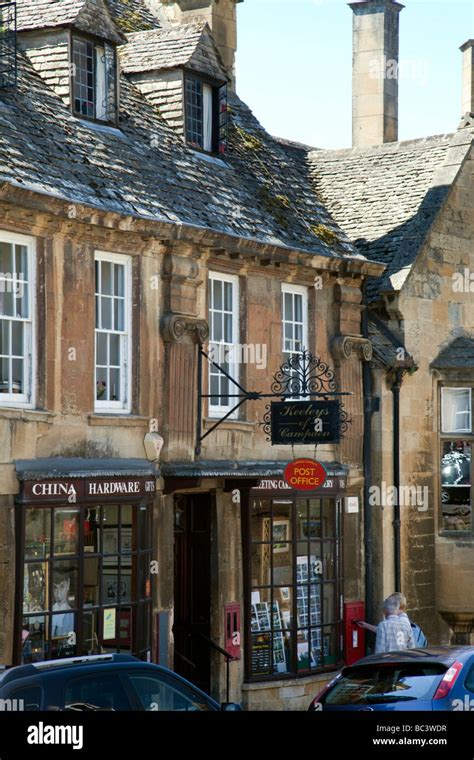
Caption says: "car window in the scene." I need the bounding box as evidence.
[324,665,446,705]
[127,673,213,712]
[7,686,42,711]
[64,673,132,711]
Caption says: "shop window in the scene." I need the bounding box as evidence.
[72,37,117,123]
[0,232,34,406]
[20,503,152,664]
[95,252,131,412]
[245,496,343,680]
[281,283,308,399]
[208,272,239,417]
[185,76,227,154]
[440,387,473,533]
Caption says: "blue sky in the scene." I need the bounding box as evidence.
[235,0,474,149]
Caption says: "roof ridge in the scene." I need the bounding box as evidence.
[311,131,459,157]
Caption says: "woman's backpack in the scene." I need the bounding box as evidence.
[410,621,428,647]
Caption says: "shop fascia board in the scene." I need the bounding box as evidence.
[0,184,386,279]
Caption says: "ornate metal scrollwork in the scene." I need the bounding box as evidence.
[271,349,338,397]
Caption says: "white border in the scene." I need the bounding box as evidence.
[0,230,36,409]
[208,271,239,418]
[94,251,132,414]
[441,387,472,434]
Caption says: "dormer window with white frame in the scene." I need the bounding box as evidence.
[72,36,118,123]
[95,252,131,413]
[0,231,35,408]
[185,75,227,154]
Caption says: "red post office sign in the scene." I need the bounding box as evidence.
[283,459,327,491]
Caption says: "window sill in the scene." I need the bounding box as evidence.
[203,417,256,431]
[439,530,473,542]
[88,414,150,427]
[0,408,55,424]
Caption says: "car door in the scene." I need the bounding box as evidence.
[123,669,218,712]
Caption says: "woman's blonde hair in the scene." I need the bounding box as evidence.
[389,591,407,610]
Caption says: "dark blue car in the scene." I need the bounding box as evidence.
[309,647,474,711]
[0,654,240,711]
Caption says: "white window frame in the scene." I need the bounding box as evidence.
[281,283,308,401]
[281,283,308,356]
[0,230,35,409]
[94,251,132,414]
[441,387,472,434]
[208,272,239,418]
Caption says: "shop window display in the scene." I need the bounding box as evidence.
[247,497,342,679]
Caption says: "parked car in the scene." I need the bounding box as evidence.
[308,647,474,711]
[0,654,241,711]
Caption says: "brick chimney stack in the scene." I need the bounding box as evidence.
[148,0,242,91]
[349,0,404,148]
[460,40,474,116]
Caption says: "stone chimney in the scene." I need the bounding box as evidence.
[460,40,474,116]
[349,0,404,148]
[147,0,241,90]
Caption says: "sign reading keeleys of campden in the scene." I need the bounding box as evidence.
[271,400,340,445]
[284,459,327,491]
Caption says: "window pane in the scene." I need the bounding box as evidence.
[0,319,9,355]
[441,440,471,531]
[442,388,471,433]
[294,294,303,322]
[109,367,120,400]
[12,358,23,390]
[114,263,124,297]
[322,499,336,538]
[224,281,233,311]
[96,331,107,366]
[0,241,12,273]
[83,557,99,607]
[102,263,114,295]
[0,289,13,317]
[212,313,222,342]
[129,674,211,711]
[114,298,124,331]
[101,296,112,330]
[16,283,28,318]
[53,508,79,555]
[272,544,292,585]
[25,509,51,559]
[224,313,232,343]
[11,320,23,356]
[283,292,292,321]
[22,615,47,663]
[109,333,120,366]
[213,279,222,311]
[23,562,47,614]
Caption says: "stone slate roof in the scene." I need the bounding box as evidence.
[368,312,415,369]
[121,22,226,80]
[431,337,474,369]
[106,0,160,32]
[16,0,125,44]
[308,127,474,296]
[0,48,369,262]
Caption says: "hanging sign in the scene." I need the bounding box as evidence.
[270,400,340,445]
[284,459,327,491]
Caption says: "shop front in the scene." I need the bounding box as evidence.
[14,459,156,666]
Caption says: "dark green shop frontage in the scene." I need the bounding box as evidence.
[13,459,156,666]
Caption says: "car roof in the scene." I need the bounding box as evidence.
[342,646,474,672]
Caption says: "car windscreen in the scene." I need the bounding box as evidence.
[324,664,447,705]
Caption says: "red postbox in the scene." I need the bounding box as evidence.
[343,601,366,665]
[224,603,241,660]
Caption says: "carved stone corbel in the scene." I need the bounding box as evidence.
[331,334,373,362]
[160,312,209,344]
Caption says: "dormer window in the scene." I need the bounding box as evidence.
[185,75,227,154]
[72,37,118,123]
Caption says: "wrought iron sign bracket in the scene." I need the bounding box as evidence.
[196,348,352,455]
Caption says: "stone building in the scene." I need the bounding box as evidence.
[308,1,474,644]
[0,0,384,711]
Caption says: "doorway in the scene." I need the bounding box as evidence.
[173,493,212,694]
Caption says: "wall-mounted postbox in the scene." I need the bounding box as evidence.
[343,600,366,666]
